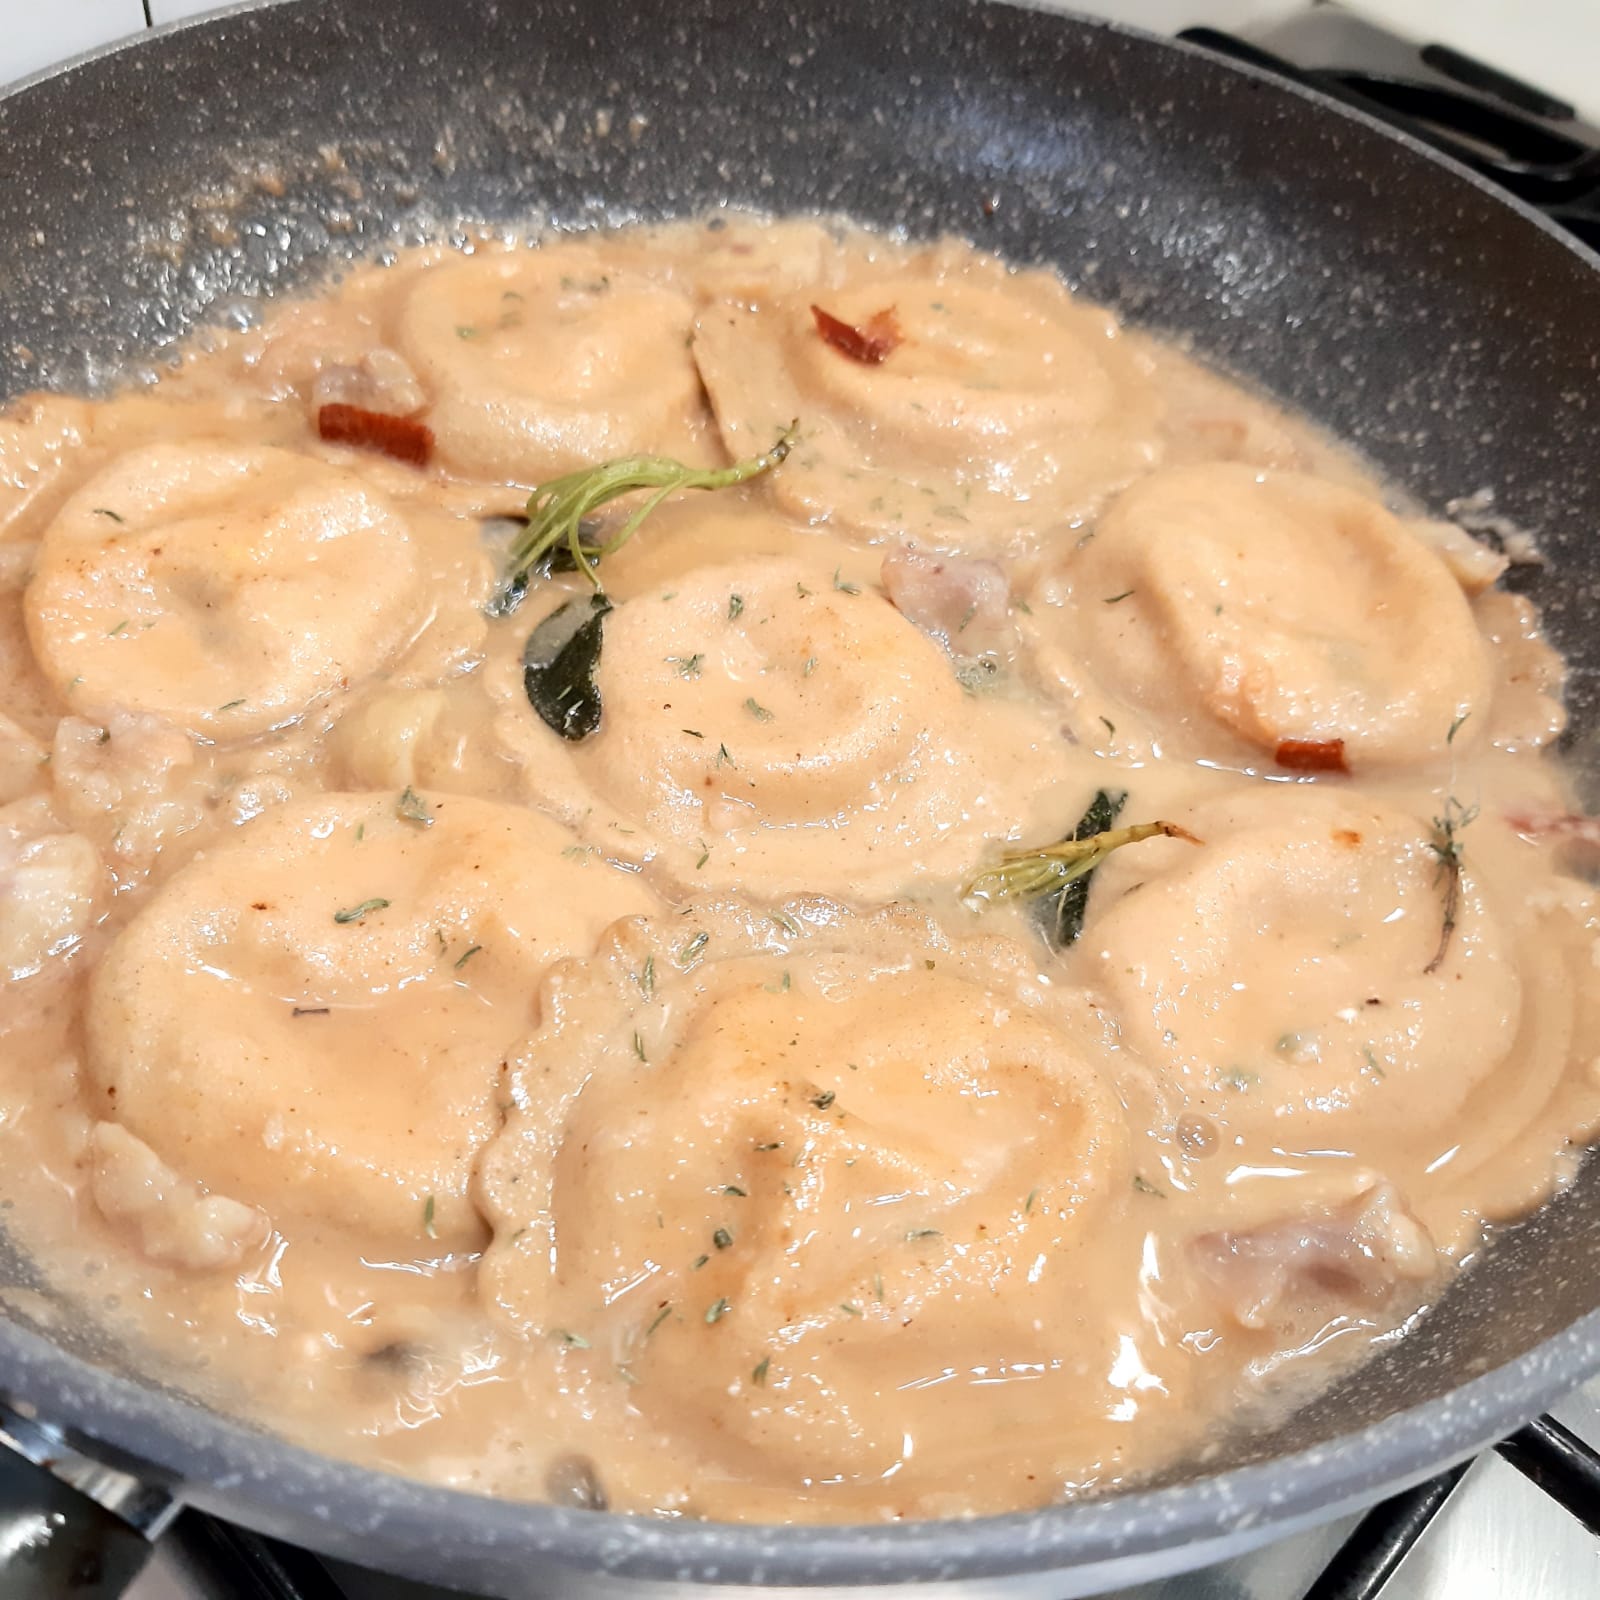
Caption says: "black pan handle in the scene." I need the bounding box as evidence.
[0,1445,155,1597]
[0,1400,177,1599]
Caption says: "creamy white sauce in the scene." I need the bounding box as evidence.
[0,215,1594,1525]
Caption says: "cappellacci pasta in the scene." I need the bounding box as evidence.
[0,215,1594,1524]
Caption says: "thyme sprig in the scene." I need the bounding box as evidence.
[963,816,1200,921]
[498,422,798,601]
[1424,796,1478,975]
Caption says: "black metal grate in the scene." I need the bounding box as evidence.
[1178,24,1600,252]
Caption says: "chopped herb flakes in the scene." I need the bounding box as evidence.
[677,931,709,968]
[668,653,704,678]
[1103,589,1136,605]
[810,1089,836,1111]
[396,786,432,826]
[333,898,390,924]
[216,698,247,712]
[555,1329,591,1348]
[422,1195,437,1238]
[728,594,745,620]
[723,1184,747,1197]
[1132,1175,1166,1197]
[632,1030,648,1062]
[638,955,655,998]
[645,1305,672,1338]
[751,1357,770,1385]
[453,944,483,970]
[712,1227,733,1250]
[744,696,774,722]
[705,1297,732,1325]
[833,568,860,595]
[92,507,125,523]
[839,1301,862,1317]
[802,655,818,677]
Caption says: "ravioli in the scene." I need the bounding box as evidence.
[477,901,1192,1518]
[1087,787,1523,1146]
[692,239,1163,552]
[1030,463,1492,766]
[396,243,711,482]
[86,792,658,1251]
[26,443,426,740]
[494,505,1075,896]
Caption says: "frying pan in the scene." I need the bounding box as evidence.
[2,1,1599,1594]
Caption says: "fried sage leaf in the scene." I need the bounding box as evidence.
[523,594,613,741]
[1043,788,1126,948]
[964,788,1200,950]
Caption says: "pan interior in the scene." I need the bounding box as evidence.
[1,0,1598,1558]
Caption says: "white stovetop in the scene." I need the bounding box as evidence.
[5,1,1600,125]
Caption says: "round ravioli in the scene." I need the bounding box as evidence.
[85,792,658,1251]
[492,507,1076,897]
[1032,463,1491,767]
[395,243,710,482]
[477,902,1187,1518]
[692,240,1162,553]
[1086,787,1522,1149]
[26,443,425,740]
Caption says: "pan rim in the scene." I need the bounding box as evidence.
[2,0,1599,1585]
[2,1303,1596,1583]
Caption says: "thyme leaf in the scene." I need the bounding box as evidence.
[396,786,433,826]
[333,898,390,924]
[1425,797,1478,974]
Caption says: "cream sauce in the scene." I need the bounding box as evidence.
[0,215,1595,1525]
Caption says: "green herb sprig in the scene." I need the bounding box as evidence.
[497,422,798,602]
[964,801,1200,948]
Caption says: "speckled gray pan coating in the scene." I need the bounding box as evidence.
[1,0,1599,1592]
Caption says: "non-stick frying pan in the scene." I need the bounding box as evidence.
[2,1,1599,1594]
